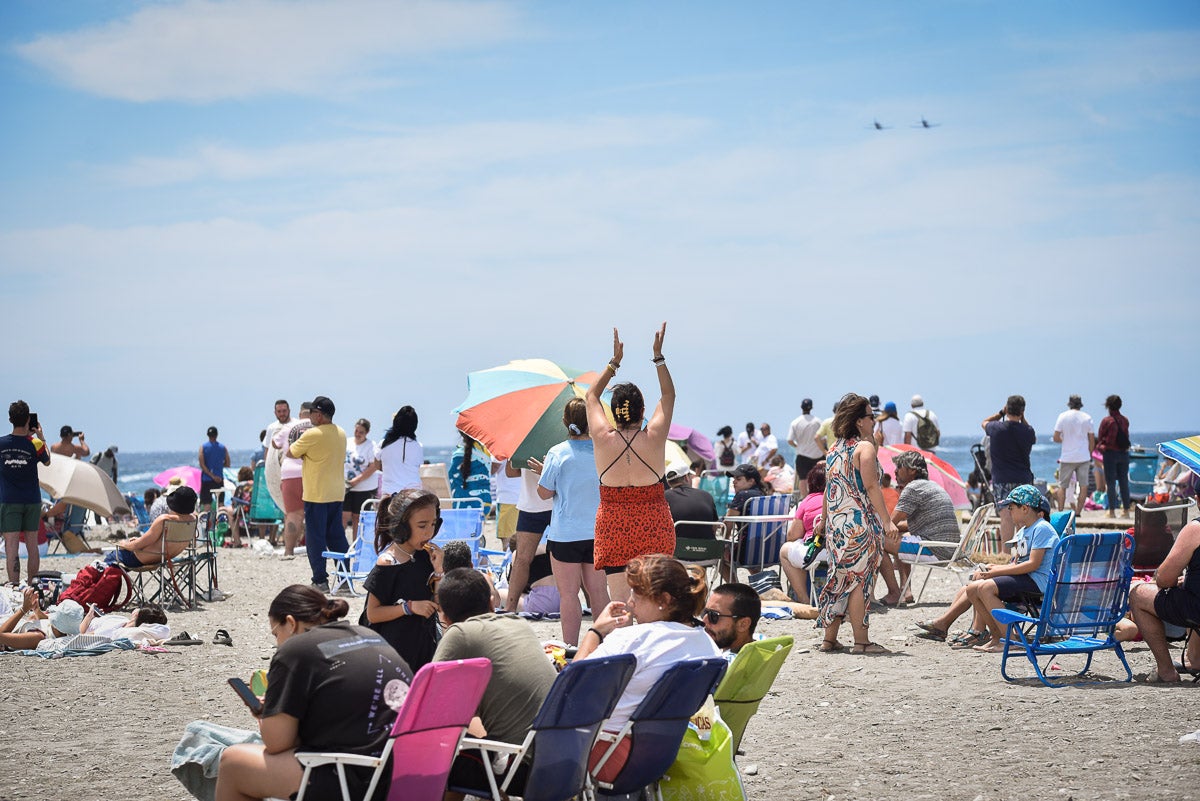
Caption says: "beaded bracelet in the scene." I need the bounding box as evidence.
[607,361,620,373]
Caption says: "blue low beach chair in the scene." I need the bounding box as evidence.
[433,506,485,565]
[729,494,791,577]
[993,531,1135,688]
[325,505,378,596]
[453,654,638,801]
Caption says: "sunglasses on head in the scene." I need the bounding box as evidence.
[702,610,740,624]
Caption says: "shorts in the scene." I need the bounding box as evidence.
[588,733,631,784]
[199,480,224,507]
[343,489,375,515]
[104,548,146,568]
[496,503,518,539]
[992,482,1024,508]
[1058,462,1090,494]
[515,509,552,535]
[281,478,304,514]
[547,538,595,564]
[1154,586,1200,628]
[0,503,41,534]
[991,573,1041,600]
[794,454,821,481]
[524,584,561,615]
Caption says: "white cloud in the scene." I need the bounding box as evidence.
[14,0,522,102]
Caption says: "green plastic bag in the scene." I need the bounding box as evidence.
[658,711,745,801]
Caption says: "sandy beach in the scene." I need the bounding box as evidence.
[3,523,1198,801]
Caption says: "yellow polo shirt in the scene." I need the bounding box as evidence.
[290,423,348,503]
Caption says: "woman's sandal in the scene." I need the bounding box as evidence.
[852,641,891,655]
[914,621,948,641]
[818,639,845,653]
[949,630,989,649]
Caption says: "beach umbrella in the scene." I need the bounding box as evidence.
[154,465,202,492]
[667,424,716,468]
[455,359,602,467]
[1158,435,1200,475]
[38,453,130,518]
[877,443,970,509]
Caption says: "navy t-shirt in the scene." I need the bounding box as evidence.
[0,434,48,504]
[985,420,1037,484]
[201,440,227,485]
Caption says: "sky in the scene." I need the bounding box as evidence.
[2,0,1198,453]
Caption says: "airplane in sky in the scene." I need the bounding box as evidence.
[870,119,891,130]
[913,117,941,129]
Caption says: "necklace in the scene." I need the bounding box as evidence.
[389,543,415,564]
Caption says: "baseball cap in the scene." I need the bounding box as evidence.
[310,396,336,417]
[60,425,75,438]
[206,426,218,437]
[731,463,761,482]
[997,484,1050,513]
[664,461,692,482]
[883,401,897,415]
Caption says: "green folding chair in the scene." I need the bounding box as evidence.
[713,635,794,754]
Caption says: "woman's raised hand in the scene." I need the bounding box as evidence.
[21,587,38,612]
[526,457,543,475]
[652,322,666,359]
[611,328,625,365]
[593,600,631,635]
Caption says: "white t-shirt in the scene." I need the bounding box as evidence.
[517,468,554,513]
[1054,409,1094,464]
[494,459,521,505]
[788,414,825,459]
[876,417,903,447]
[902,409,939,443]
[273,419,312,481]
[378,437,423,494]
[734,431,758,465]
[589,621,721,733]
[753,434,778,466]
[346,438,382,492]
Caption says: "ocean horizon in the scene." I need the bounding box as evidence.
[110,431,1192,498]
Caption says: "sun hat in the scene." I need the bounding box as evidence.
[997,484,1050,513]
[664,460,692,482]
[166,486,198,514]
[162,476,185,496]
[48,599,85,637]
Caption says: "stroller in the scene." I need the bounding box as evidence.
[969,442,995,508]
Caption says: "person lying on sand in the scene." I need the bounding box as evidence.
[0,589,84,651]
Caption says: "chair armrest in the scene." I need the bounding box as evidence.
[294,752,381,769]
[992,608,1035,625]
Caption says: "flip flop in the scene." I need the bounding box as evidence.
[851,642,891,655]
[818,639,845,653]
[949,630,990,650]
[914,621,947,641]
[213,629,234,647]
[165,631,203,646]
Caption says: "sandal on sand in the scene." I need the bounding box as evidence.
[166,631,203,646]
[1143,670,1179,684]
[914,621,947,641]
[213,629,233,647]
[818,639,845,653]
[851,642,891,655]
[972,642,1007,653]
[949,630,990,649]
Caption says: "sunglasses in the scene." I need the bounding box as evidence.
[702,610,740,624]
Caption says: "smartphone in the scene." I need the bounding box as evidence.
[28,412,39,430]
[228,677,263,715]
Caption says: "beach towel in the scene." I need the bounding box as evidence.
[171,720,264,801]
[8,636,137,659]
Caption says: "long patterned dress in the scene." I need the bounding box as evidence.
[817,437,884,628]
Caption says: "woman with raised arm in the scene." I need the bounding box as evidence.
[586,324,677,600]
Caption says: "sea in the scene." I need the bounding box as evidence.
[112,432,1192,498]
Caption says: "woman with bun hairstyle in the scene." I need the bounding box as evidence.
[586,324,676,601]
[216,584,413,801]
[575,554,719,782]
[360,488,445,671]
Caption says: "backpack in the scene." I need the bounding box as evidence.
[718,441,736,468]
[59,563,133,614]
[915,411,940,450]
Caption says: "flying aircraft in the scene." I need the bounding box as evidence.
[870,119,891,130]
[913,117,940,129]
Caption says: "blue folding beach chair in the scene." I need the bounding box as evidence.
[325,505,378,596]
[452,653,638,801]
[729,494,791,577]
[126,494,152,532]
[993,531,1135,688]
[433,506,486,564]
[590,657,728,799]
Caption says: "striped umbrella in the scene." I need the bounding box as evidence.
[454,359,603,467]
[1158,435,1200,475]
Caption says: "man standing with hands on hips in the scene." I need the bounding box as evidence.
[288,396,349,593]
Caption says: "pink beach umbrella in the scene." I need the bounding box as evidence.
[154,465,202,492]
[667,424,716,468]
[877,444,971,509]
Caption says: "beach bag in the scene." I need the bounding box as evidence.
[59,564,133,613]
[718,442,735,468]
[915,411,940,450]
[659,709,745,801]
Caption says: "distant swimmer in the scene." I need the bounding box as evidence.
[913,117,940,129]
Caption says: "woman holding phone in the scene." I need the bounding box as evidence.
[216,584,413,801]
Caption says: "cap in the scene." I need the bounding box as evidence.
[801,398,813,412]
[883,401,897,414]
[731,463,761,481]
[664,460,692,482]
[60,425,74,438]
[868,394,880,409]
[310,395,336,417]
[206,426,218,438]
[997,484,1050,513]
[911,395,924,408]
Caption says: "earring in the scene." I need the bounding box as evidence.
[658,605,663,610]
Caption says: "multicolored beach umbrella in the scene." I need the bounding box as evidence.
[1158,435,1200,475]
[454,359,603,467]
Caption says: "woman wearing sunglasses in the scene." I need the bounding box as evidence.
[575,553,719,782]
[360,488,445,672]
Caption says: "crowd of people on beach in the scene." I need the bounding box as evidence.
[4,331,1198,799]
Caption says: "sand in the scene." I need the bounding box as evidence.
[3,533,1198,801]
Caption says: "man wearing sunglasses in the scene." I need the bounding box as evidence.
[702,583,761,656]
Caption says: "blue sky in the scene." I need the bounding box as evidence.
[2,1,1197,452]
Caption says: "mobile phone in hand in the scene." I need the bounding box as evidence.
[228,677,263,715]
[28,413,39,430]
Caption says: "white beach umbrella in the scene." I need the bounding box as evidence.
[37,453,130,518]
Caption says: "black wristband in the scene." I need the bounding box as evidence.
[587,626,605,643]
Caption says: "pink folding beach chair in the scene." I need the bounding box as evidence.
[293,657,492,801]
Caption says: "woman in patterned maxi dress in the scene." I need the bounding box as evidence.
[816,393,900,654]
